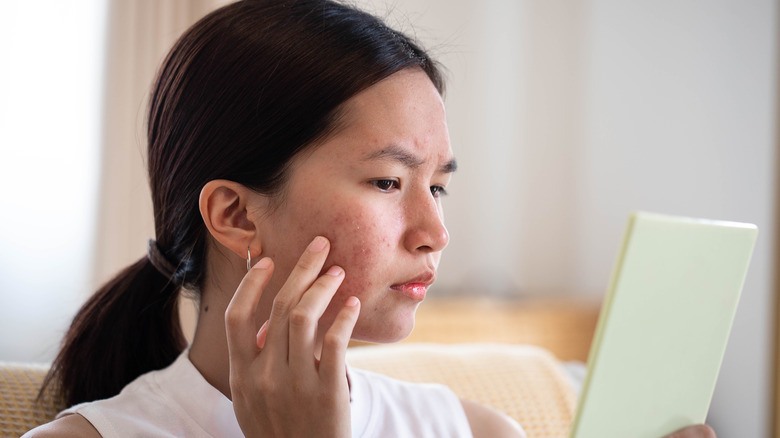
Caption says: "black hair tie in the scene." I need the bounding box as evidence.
[147,239,178,281]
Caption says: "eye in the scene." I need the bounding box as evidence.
[372,179,400,192]
[430,185,448,197]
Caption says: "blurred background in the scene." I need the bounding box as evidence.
[0,0,776,436]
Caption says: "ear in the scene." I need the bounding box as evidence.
[199,180,264,260]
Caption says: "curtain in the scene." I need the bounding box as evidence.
[92,0,230,339]
[92,0,229,288]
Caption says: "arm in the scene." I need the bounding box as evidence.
[22,414,101,438]
[461,398,526,438]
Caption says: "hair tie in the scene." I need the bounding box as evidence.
[147,239,178,281]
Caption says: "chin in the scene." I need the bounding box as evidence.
[351,312,417,344]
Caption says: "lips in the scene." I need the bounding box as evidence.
[390,272,435,301]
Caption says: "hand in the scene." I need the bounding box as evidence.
[664,424,716,438]
[225,236,361,438]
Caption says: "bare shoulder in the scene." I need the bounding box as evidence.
[460,398,526,438]
[22,414,101,438]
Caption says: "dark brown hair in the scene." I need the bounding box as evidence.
[42,0,444,407]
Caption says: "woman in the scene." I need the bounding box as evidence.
[28,1,716,436]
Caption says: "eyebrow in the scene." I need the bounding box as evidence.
[364,145,458,174]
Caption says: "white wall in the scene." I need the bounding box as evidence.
[581,4,776,436]
[358,0,778,436]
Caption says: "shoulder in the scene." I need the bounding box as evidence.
[460,398,527,438]
[22,414,101,438]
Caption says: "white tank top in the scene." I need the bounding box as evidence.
[56,351,474,437]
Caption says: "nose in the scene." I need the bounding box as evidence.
[403,190,450,254]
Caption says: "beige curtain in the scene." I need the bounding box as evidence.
[91,0,230,290]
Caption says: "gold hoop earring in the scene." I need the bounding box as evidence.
[246,247,252,272]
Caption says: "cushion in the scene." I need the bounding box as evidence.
[347,343,576,438]
[0,361,63,436]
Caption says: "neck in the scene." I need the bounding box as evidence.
[188,289,233,399]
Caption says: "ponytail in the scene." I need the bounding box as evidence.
[41,256,185,406]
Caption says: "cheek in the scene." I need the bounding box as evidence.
[321,206,398,297]
[318,207,414,343]
[273,194,409,340]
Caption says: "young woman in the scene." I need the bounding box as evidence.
[27,1,716,437]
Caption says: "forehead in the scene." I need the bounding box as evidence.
[311,69,453,166]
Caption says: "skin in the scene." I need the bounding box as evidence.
[26,69,718,438]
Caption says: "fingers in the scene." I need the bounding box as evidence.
[666,424,717,438]
[226,236,356,438]
[288,265,346,370]
[319,296,360,381]
[225,257,275,365]
[230,235,356,384]
[690,424,716,438]
[264,236,331,360]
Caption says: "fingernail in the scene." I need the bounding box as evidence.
[345,296,359,307]
[252,257,272,270]
[325,266,343,276]
[256,320,269,349]
[308,236,328,252]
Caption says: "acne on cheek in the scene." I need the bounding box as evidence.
[324,211,387,292]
